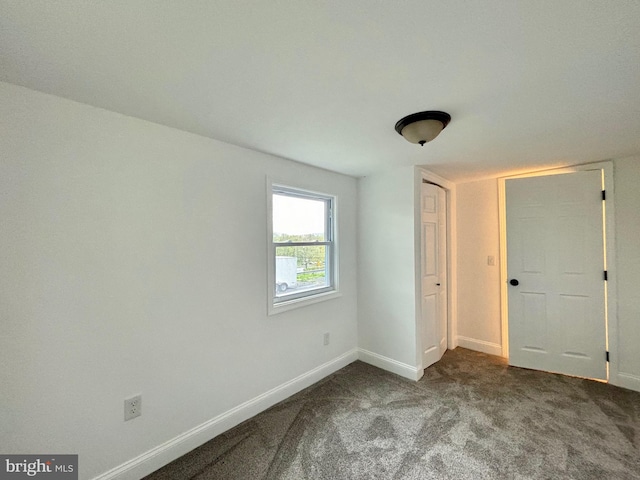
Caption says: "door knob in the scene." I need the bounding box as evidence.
[509,279,519,286]
[436,283,441,286]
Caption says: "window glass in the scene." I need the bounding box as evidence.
[271,186,335,306]
[273,193,327,241]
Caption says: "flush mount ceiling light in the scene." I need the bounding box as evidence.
[394,111,451,146]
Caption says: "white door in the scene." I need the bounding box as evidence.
[421,182,448,369]
[506,170,606,380]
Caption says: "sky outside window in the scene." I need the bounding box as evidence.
[273,194,326,239]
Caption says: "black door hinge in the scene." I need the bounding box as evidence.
[602,190,606,201]
[606,351,610,362]
[604,270,608,281]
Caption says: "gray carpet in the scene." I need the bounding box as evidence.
[145,348,640,479]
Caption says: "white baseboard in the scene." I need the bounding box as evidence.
[358,348,423,381]
[456,336,503,357]
[611,371,640,393]
[92,349,359,480]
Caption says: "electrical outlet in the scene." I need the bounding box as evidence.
[487,255,496,266]
[324,332,330,346]
[124,395,142,421]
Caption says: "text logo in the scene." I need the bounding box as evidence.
[0,455,77,479]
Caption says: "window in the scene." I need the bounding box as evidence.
[269,184,337,311]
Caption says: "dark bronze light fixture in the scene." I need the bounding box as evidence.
[395,111,451,146]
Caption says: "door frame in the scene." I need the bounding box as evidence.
[415,168,457,370]
[498,161,619,384]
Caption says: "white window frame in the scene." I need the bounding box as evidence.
[267,182,340,315]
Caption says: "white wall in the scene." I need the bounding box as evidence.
[0,82,358,479]
[357,166,421,377]
[455,179,502,355]
[612,156,640,389]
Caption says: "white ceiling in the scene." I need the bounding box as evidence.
[1,1,639,182]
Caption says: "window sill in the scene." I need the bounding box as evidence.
[268,290,342,316]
